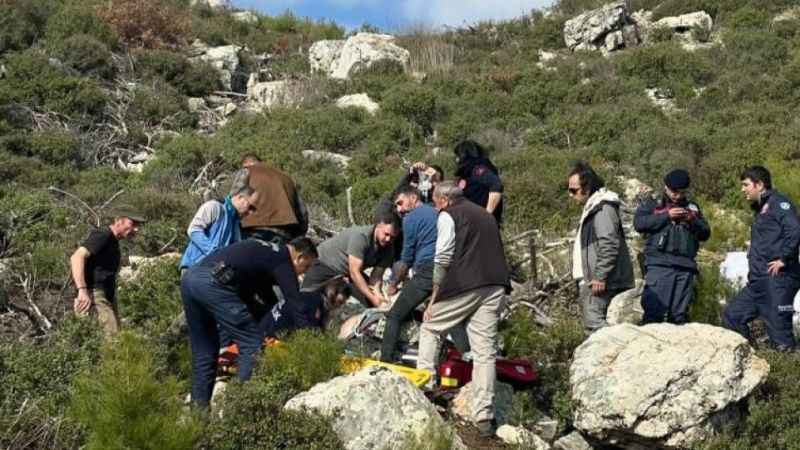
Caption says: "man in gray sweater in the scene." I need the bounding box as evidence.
[568,161,635,333]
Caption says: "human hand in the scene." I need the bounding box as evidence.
[590,279,606,296]
[423,302,434,321]
[74,289,93,315]
[668,208,688,221]
[768,259,785,276]
[411,161,428,172]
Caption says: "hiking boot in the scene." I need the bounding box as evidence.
[771,343,797,353]
[476,420,496,438]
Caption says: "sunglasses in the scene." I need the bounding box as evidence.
[568,187,580,195]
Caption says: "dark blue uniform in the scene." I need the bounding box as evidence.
[634,196,710,324]
[723,190,800,349]
[456,158,504,223]
[181,239,308,406]
[260,291,323,338]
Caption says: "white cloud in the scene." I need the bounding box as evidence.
[400,0,553,27]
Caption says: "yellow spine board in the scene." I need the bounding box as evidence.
[340,356,432,388]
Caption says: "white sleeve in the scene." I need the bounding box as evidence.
[434,212,456,268]
[187,200,223,236]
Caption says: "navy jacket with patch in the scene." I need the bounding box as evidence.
[634,195,711,271]
[748,190,800,279]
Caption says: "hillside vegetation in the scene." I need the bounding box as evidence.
[1,0,800,448]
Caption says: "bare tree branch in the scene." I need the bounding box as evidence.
[47,186,100,227]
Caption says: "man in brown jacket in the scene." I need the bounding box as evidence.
[237,155,308,243]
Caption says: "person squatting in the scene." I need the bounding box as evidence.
[70,141,800,437]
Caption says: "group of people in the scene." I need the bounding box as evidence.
[68,141,799,436]
[569,163,800,352]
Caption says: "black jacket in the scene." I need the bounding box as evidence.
[455,157,504,223]
[634,195,710,271]
[747,190,800,279]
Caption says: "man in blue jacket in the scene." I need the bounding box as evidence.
[634,169,711,324]
[723,166,800,351]
[179,183,257,273]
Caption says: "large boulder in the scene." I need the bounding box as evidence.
[655,11,713,34]
[554,431,594,450]
[285,367,464,449]
[451,380,514,425]
[302,150,352,169]
[563,1,640,53]
[571,323,769,449]
[189,42,243,91]
[496,425,551,449]
[309,40,346,74]
[309,33,410,80]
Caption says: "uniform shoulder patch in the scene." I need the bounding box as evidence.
[472,165,487,177]
[781,202,791,210]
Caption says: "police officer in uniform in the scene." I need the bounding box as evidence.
[723,166,800,351]
[634,169,710,324]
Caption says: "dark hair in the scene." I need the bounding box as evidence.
[288,236,318,258]
[430,164,444,181]
[323,277,350,310]
[740,165,772,190]
[375,210,401,229]
[569,160,605,195]
[394,184,421,201]
[453,140,485,162]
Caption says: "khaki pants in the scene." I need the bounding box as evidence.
[92,288,120,336]
[417,285,504,423]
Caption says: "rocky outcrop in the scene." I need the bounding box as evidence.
[285,367,464,450]
[606,280,644,325]
[636,10,716,51]
[336,93,380,115]
[563,1,640,54]
[496,425,551,449]
[646,87,678,113]
[655,11,713,34]
[246,80,305,110]
[231,11,259,24]
[554,431,594,450]
[190,0,231,8]
[189,41,243,91]
[451,380,514,425]
[571,323,769,448]
[118,253,181,282]
[309,33,410,80]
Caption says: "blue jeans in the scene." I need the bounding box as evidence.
[181,267,263,407]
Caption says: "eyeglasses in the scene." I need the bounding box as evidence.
[248,204,257,212]
[568,187,580,195]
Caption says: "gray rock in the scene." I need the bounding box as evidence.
[190,0,231,8]
[564,1,639,53]
[655,11,712,33]
[606,280,644,326]
[285,367,465,450]
[571,323,769,448]
[231,11,259,24]
[309,33,410,80]
[554,431,593,450]
[190,44,242,91]
[496,425,551,449]
[302,150,352,169]
[246,80,305,110]
[774,8,800,23]
[187,97,207,112]
[646,87,678,113]
[336,93,380,115]
[534,416,559,442]
[451,380,514,425]
[118,253,182,282]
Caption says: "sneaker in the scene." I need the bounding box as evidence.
[476,420,496,438]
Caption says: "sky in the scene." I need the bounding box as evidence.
[233,0,556,31]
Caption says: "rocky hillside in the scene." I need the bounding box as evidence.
[1,0,800,449]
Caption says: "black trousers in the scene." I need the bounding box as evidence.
[380,264,470,362]
[641,265,695,324]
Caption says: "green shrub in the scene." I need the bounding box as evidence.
[134,49,220,96]
[203,330,345,450]
[723,29,789,70]
[52,34,116,79]
[27,129,82,165]
[383,84,441,135]
[616,42,714,88]
[0,49,107,117]
[117,256,182,336]
[0,4,39,54]
[68,331,201,450]
[690,260,734,325]
[129,81,195,128]
[728,5,771,30]
[45,1,118,50]
[502,312,585,432]
[0,190,74,255]
[0,316,104,413]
